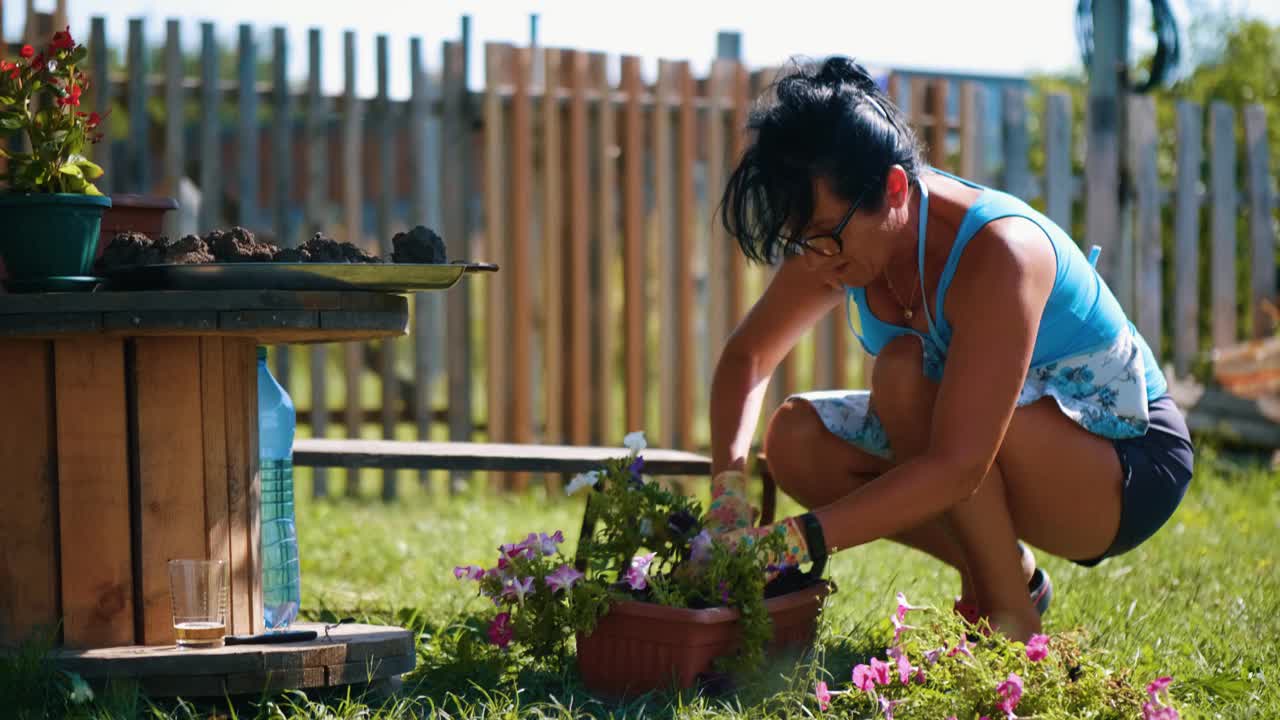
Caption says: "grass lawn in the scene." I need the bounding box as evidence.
[5,448,1277,718]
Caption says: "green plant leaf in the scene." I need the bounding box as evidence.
[83,182,103,196]
[0,116,23,130]
[76,159,103,180]
[58,163,83,178]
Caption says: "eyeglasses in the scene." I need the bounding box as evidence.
[786,189,866,258]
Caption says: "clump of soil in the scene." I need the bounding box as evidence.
[165,235,216,264]
[274,233,383,263]
[97,232,169,271]
[204,226,278,263]
[391,225,447,264]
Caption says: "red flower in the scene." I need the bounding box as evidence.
[57,82,82,107]
[30,54,45,72]
[20,45,33,59]
[50,27,75,52]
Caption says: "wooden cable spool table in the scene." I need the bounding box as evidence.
[0,289,415,696]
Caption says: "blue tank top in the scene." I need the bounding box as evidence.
[846,170,1167,408]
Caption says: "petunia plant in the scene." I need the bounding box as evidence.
[453,430,793,674]
[0,26,106,195]
[811,590,1185,719]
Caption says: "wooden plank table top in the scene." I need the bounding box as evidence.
[0,289,408,343]
[50,622,415,697]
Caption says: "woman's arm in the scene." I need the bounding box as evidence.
[811,219,1056,550]
[710,257,845,476]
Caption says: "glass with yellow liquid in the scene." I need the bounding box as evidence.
[168,559,227,648]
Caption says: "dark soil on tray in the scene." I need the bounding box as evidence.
[96,225,448,272]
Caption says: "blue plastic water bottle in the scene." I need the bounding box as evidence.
[257,347,301,631]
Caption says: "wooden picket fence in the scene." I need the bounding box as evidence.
[68,16,1277,499]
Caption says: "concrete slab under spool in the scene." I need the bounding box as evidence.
[50,623,415,698]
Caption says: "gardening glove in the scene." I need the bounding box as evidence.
[721,512,829,575]
[703,470,759,537]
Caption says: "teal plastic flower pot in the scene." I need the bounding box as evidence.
[0,192,112,292]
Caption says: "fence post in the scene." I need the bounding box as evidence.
[199,22,221,232]
[620,55,646,437]
[306,28,330,499]
[1001,86,1031,201]
[1244,105,1276,338]
[89,17,111,194]
[1043,93,1073,231]
[654,59,676,447]
[374,34,398,502]
[408,36,437,492]
[541,48,565,450]
[590,52,618,447]
[482,42,510,493]
[1173,101,1203,378]
[162,20,184,239]
[1210,101,1238,349]
[1085,0,1130,300]
[566,50,592,449]
[674,61,696,450]
[341,30,363,498]
[442,31,474,494]
[125,18,148,193]
[508,45,533,491]
[1128,95,1162,354]
[959,81,985,184]
[237,25,259,231]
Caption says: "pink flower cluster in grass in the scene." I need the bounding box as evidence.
[813,592,1179,720]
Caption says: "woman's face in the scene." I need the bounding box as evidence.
[793,174,901,289]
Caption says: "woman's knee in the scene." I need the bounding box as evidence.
[763,398,828,473]
[870,335,935,420]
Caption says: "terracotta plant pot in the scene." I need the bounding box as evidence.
[575,579,831,698]
[97,194,179,259]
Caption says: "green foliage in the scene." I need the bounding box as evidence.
[453,437,800,679]
[0,29,105,195]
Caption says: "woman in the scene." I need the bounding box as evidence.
[702,56,1194,641]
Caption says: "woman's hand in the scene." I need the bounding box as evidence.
[703,470,759,536]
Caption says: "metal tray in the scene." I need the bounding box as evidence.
[103,262,498,293]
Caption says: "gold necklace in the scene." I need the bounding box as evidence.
[885,263,921,321]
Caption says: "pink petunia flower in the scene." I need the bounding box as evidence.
[891,613,916,645]
[536,530,565,556]
[487,612,512,648]
[453,565,485,581]
[544,563,584,593]
[814,680,831,711]
[895,591,926,623]
[851,663,876,692]
[501,576,535,603]
[624,552,656,591]
[869,656,892,686]
[877,695,904,720]
[947,634,974,659]
[996,672,1024,719]
[896,653,911,685]
[1025,633,1050,662]
[924,646,946,665]
[1142,701,1180,720]
[914,666,927,684]
[1146,676,1173,703]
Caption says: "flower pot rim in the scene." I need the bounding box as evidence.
[0,192,112,208]
[599,579,831,625]
[106,193,179,210]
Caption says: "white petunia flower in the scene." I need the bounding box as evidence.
[565,470,600,496]
[622,431,647,452]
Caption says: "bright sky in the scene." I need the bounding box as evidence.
[7,0,1280,98]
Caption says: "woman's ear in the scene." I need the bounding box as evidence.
[883,165,910,210]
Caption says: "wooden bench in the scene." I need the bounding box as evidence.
[292,439,778,522]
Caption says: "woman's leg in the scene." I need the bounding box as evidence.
[867,336,1124,639]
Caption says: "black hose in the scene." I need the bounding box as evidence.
[1076,0,1185,93]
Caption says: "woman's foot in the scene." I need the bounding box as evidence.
[954,543,1046,623]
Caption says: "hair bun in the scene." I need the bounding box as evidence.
[814,56,879,94]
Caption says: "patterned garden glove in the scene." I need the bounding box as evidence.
[722,512,828,573]
[704,470,760,537]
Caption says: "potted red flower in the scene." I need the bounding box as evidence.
[0,26,111,292]
[452,432,831,699]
